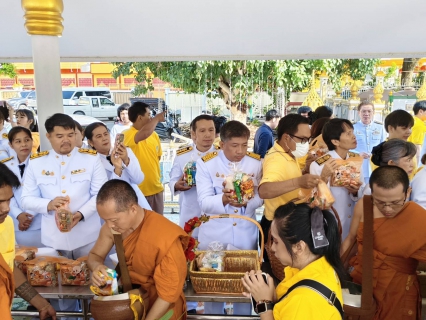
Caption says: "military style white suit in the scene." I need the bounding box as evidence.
[2,154,43,247]
[310,150,365,240]
[169,144,218,237]
[21,147,108,251]
[196,150,263,251]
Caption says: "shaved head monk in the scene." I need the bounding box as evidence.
[88,179,189,320]
[349,166,426,320]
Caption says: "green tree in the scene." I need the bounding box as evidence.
[112,59,379,122]
[0,63,17,78]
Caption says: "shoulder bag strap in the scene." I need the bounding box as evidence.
[275,279,344,319]
[361,195,374,309]
[112,230,133,293]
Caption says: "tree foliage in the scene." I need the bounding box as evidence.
[0,63,17,78]
[112,59,379,119]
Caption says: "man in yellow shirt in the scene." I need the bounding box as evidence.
[0,163,56,320]
[123,102,165,214]
[407,100,426,164]
[258,114,320,257]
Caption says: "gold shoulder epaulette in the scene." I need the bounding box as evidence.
[348,152,359,158]
[246,151,261,161]
[315,154,331,165]
[2,133,7,139]
[215,145,221,150]
[176,146,193,156]
[78,148,97,155]
[202,151,218,163]
[0,156,14,164]
[30,151,49,160]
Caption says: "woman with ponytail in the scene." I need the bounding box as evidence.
[242,203,344,319]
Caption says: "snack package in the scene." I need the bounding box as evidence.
[224,172,255,204]
[15,246,38,273]
[183,160,197,186]
[59,257,91,286]
[26,257,59,287]
[90,268,119,296]
[200,241,225,272]
[298,180,335,210]
[55,196,72,233]
[330,158,363,188]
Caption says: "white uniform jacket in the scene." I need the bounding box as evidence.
[0,132,11,161]
[21,147,108,251]
[310,150,365,240]
[2,155,42,234]
[196,150,263,250]
[169,144,218,237]
[98,148,151,210]
[411,167,426,209]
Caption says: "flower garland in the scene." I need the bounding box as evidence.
[184,214,210,261]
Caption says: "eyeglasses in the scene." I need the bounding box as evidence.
[289,134,311,145]
[371,196,406,210]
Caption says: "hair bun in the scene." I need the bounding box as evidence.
[371,142,384,166]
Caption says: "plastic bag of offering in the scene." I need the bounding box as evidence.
[90,268,119,296]
[55,196,72,233]
[199,241,225,272]
[330,158,363,188]
[184,160,197,186]
[26,257,59,287]
[224,172,255,204]
[310,147,328,157]
[298,180,335,210]
[59,257,91,286]
[15,246,38,273]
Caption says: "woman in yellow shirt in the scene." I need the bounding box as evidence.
[242,202,344,319]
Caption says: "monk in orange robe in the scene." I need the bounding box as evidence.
[0,252,14,319]
[348,166,426,320]
[89,180,189,320]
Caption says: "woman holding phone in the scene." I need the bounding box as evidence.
[2,127,42,247]
[84,122,151,210]
[242,203,344,319]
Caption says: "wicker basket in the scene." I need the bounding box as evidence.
[189,214,264,294]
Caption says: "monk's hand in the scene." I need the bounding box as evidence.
[241,270,275,302]
[70,212,83,229]
[38,303,57,320]
[17,212,33,231]
[92,264,110,287]
[175,174,191,191]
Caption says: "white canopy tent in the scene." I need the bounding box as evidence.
[1,0,426,62]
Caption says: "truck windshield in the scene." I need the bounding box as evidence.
[62,91,75,99]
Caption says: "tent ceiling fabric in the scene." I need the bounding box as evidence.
[1,0,426,62]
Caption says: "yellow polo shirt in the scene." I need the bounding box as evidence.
[408,116,426,145]
[260,142,302,220]
[0,216,15,271]
[123,127,164,196]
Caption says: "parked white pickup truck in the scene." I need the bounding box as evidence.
[64,96,118,120]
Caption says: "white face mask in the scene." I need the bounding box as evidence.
[291,141,310,158]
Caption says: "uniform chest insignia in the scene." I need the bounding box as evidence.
[0,156,14,164]
[78,148,97,155]
[202,151,218,162]
[42,170,54,176]
[30,151,49,160]
[315,154,331,165]
[71,168,86,175]
[216,172,220,177]
[2,133,7,139]
[348,152,359,158]
[246,151,261,161]
[176,146,193,156]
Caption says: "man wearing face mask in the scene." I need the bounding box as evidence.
[258,114,320,259]
[310,118,365,240]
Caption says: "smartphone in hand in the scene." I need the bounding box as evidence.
[250,273,268,312]
[114,133,124,158]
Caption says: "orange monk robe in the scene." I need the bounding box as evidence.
[0,253,14,320]
[349,202,426,320]
[123,210,189,320]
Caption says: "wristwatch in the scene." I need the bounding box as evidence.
[256,301,274,314]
